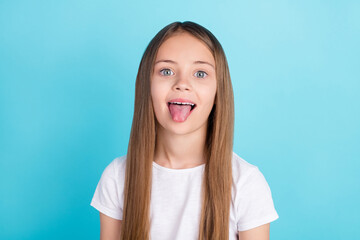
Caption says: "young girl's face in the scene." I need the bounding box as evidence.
[151,32,217,135]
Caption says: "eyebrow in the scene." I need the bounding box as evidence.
[154,59,215,69]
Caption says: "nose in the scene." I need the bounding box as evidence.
[173,74,192,92]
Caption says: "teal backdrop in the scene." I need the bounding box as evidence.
[0,0,359,239]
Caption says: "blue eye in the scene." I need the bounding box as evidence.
[195,71,207,78]
[160,68,174,76]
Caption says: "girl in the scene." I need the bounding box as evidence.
[90,21,279,240]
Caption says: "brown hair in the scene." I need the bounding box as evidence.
[121,21,234,240]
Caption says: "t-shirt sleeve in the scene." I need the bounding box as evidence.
[236,167,279,231]
[90,159,123,220]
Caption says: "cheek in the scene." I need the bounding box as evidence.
[150,80,160,99]
[198,81,217,105]
[150,80,167,112]
[151,79,166,96]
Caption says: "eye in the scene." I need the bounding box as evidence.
[194,71,207,78]
[160,68,174,76]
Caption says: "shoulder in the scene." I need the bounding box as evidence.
[231,151,259,182]
[112,154,127,168]
[103,154,127,179]
[231,151,271,194]
[231,152,279,231]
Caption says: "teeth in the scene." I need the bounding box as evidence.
[169,102,195,107]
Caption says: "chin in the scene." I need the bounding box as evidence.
[165,121,207,136]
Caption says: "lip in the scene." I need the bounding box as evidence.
[167,98,197,111]
[168,98,196,104]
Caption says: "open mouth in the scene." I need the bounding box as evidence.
[167,102,197,111]
[167,101,197,122]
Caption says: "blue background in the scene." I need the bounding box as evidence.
[1,0,359,239]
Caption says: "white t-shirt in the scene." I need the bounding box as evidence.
[90,152,279,239]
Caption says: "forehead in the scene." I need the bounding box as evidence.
[155,32,215,65]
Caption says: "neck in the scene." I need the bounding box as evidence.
[154,122,207,169]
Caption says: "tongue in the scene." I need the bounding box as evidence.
[169,104,192,122]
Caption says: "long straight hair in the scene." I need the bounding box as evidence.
[120,21,234,240]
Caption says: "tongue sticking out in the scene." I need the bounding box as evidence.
[169,104,192,122]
